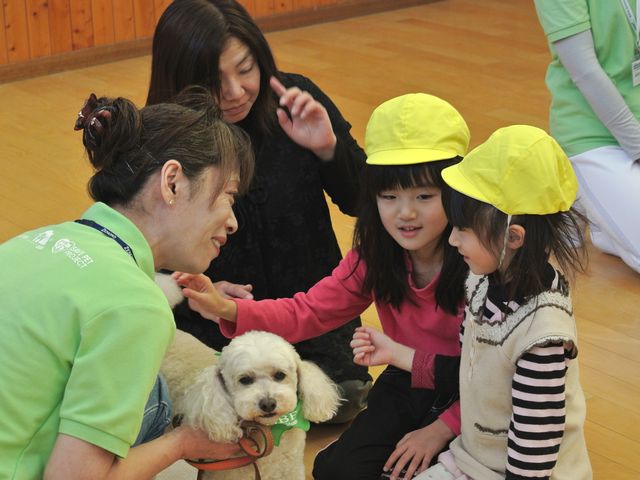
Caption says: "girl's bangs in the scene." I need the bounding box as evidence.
[367,162,444,194]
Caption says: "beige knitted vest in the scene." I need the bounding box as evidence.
[449,273,592,480]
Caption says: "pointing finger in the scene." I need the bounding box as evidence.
[269,76,286,97]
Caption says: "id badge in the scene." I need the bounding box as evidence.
[632,55,640,87]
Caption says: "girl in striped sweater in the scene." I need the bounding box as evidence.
[355,125,592,480]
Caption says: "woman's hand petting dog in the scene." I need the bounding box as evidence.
[172,272,245,323]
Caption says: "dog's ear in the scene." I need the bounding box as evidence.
[297,359,342,423]
[179,365,242,442]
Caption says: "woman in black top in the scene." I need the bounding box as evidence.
[147,0,371,421]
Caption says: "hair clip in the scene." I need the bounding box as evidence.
[82,108,113,149]
[74,93,100,131]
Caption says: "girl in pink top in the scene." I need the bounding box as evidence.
[177,93,470,480]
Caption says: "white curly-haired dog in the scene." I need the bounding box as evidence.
[157,274,341,480]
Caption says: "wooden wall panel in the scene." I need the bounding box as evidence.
[153,0,171,24]
[132,0,154,38]
[91,0,115,46]
[294,0,316,9]
[26,0,50,58]
[48,0,72,55]
[69,0,93,50]
[0,0,432,71]
[112,0,135,42]
[3,0,30,63]
[275,0,294,14]
[236,0,255,16]
[255,0,275,17]
[0,3,8,65]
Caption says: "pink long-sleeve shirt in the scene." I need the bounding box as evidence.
[219,249,462,433]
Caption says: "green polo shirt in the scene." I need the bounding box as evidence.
[0,202,175,479]
[535,0,640,156]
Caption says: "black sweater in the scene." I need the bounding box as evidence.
[173,72,370,383]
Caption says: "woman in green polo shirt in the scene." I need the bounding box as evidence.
[534,0,640,273]
[0,89,253,479]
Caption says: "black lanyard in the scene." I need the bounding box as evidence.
[75,219,138,265]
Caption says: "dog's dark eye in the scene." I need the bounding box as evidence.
[239,376,254,385]
[273,371,286,381]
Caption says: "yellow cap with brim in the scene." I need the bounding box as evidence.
[441,125,578,215]
[365,93,470,165]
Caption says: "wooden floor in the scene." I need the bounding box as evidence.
[1,0,639,478]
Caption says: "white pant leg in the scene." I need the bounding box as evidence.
[413,464,457,480]
[414,451,471,480]
[570,145,640,273]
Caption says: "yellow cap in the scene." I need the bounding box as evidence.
[365,93,470,165]
[441,125,577,215]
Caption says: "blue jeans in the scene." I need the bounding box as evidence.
[133,374,172,446]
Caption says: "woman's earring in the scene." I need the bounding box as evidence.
[168,199,175,206]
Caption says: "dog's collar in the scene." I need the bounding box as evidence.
[217,369,229,395]
[270,399,310,446]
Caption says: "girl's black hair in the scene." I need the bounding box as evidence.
[442,188,588,301]
[353,158,468,315]
[147,0,279,136]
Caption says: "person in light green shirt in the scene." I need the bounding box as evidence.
[0,89,254,479]
[535,0,640,273]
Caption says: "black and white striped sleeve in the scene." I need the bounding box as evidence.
[506,342,568,479]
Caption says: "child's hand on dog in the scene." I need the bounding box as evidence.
[172,272,241,323]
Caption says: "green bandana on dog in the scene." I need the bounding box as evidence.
[270,400,310,446]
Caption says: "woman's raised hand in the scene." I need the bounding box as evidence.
[270,76,337,161]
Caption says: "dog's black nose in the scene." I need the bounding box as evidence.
[259,397,277,413]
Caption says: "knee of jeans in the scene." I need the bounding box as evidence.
[134,401,172,446]
[133,375,174,446]
[155,397,173,429]
[156,374,173,427]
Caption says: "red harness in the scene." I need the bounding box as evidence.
[187,422,274,480]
